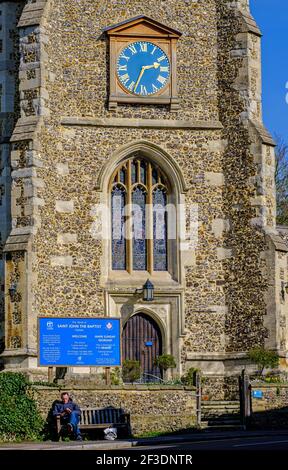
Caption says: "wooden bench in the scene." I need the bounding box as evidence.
[56,406,130,439]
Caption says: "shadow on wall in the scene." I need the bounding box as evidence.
[248,406,288,429]
[42,399,61,441]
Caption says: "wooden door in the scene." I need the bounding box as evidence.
[122,313,162,382]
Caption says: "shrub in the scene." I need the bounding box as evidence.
[154,354,176,371]
[110,367,122,385]
[264,375,281,384]
[248,347,279,376]
[122,360,141,383]
[0,372,44,441]
[32,381,59,388]
[181,367,200,386]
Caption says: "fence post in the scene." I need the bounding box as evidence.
[195,372,202,427]
[239,369,251,429]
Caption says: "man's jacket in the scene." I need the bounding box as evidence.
[53,400,81,417]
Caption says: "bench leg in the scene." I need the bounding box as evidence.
[56,416,61,441]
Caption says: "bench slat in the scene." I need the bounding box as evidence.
[62,407,130,433]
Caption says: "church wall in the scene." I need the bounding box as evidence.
[2,0,285,376]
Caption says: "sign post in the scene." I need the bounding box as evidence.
[105,367,111,386]
[48,366,53,383]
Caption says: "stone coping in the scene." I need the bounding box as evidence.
[33,384,196,391]
[61,117,223,130]
[251,383,288,388]
[18,1,48,28]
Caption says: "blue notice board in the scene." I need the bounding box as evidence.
[39,317,121,367]
[252,390,263,399]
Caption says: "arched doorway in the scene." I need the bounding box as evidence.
[122,313,162,382]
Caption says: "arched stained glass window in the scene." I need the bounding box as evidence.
[111,186,126,270]
[111,156,169,273]
[132,186,147,271]
[153,188,168,271]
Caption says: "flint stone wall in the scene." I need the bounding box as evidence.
[33,385,197,435]
[251,383,288,428]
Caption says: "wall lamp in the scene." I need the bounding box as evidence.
[136,279,154,302]
[281,282,288,301]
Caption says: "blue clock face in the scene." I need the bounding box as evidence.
[117,41,170,96]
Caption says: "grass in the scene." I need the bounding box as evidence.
[134,426,199,439]
[134,431,165,438]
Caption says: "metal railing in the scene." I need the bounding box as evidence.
[126,372,164,384]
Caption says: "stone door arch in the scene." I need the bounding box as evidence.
[122,312,163,382]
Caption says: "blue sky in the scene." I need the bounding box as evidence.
[250,0,288,139]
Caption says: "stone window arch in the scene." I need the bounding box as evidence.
[110,154,171,274]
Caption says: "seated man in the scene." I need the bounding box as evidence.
[53,391,82,440]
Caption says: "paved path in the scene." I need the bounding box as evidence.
[1,429,288,450]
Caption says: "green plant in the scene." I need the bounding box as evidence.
[154,354,176,371]
[32,381,59,388]
[181,367,200,386]
[110,367,122,385]
[162,376,183,385]
[0,372,44,441]
[122,360,141,383]
[263,372,282,384]
[248,347,279,376]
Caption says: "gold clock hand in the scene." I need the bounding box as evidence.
[144,62,160,70]
[134,63,161,92]
[134,66,146,92]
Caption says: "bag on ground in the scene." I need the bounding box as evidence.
[103,426,117,440]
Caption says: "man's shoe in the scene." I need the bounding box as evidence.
[76,435,82,441]
[67,423,73,434]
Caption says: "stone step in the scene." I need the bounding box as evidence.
[202,404,240,410]
[202,401,240,405]
[202,409,240,414]
[202,402,240,406]
[202,413,241,420]
[201,422,244,431]
[202,408,240,413]
[204,418,241,424]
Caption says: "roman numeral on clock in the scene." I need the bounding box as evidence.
[128,44,137,54]
[120,74,130,85]
[140,85,148,95]
[140,42,148,52]
[119,53,130,61]
[127,81,136,91]
[157,75,166,85]
[118,64,127,71]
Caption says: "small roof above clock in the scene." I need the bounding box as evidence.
[104,15,182,38]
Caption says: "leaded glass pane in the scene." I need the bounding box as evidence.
[132,186,147,271]
[140,161,146,185]
[131,160,137,185]
[153,188,168,271]
[152,168,158,185]
[112,186,126,270]
[120,168,126,184]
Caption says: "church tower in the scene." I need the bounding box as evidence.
[1,0,287,388]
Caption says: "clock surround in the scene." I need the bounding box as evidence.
[105,16,182,111]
